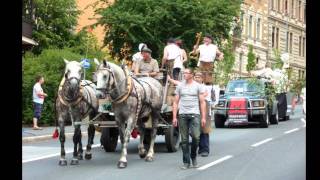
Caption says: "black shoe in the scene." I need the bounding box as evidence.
[201,152,209,157]
[180,163,191,170]
[191,158,199,168]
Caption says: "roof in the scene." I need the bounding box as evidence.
[22,36,39,46]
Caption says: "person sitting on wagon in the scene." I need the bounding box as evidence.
[134,47,159,78]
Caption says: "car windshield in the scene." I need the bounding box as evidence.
[226,81,262,93]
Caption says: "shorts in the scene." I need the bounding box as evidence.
[33,102,43,119]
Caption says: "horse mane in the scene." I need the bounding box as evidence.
[103,61,127,82]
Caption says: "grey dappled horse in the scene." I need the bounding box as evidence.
[94,59,163,168]
[55,59,99,166]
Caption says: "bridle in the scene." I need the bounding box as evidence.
[95,65,118,95]
[58,72,84,106]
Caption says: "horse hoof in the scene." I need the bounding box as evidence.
[117,161,127,169]
[85,153,92,160]
[70,159,79,165]
[59,159,67,166]
[139,153,147,159]
[145,156,154,162]
[78,154,83,160]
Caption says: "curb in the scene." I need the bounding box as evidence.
[23,132,89,143]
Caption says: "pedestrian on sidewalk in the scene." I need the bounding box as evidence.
[32,75,48,130]
[172,68,206,169]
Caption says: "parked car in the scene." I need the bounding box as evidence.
[213,78,279,128]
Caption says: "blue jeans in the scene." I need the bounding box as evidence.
[178,114,201,164]
[198,133,210,154]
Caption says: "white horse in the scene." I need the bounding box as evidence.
[55,59,99,166]
[95,59,163,168]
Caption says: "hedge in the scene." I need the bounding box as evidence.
[22,48,98,125]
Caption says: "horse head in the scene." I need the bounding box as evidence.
[63,59,84,99]
[94,59,115,99]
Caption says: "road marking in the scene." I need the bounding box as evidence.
[22,144,101,163]
[301,118,306,127]
[284,128,299,134]
[197,155,233,170]
[251,138,273,147]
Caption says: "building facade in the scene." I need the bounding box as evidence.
[233,0,269,77]
[268,0,306,80]
[232,0,306,79]
[22,0,38,53]
[76,0,112,48]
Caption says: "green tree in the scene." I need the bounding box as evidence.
[246,44,256,72]
[22,49,99,125]
[272,48,283,69]
[214,37,236,86]
[31,0,80,54]
[95,0,241,61]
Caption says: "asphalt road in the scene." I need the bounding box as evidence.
[22,105,306,180]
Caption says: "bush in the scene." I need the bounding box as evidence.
[22,48,98,125]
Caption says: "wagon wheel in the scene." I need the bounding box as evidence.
[165,125,180,152]
[100,127,119,152]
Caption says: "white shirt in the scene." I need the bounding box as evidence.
[199,44,218,62]
[173,49,184,69]
[33,82,44,104]
[165,44,181,61]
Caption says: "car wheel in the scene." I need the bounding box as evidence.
[214,114,225,128]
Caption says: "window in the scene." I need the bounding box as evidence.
[256,18,261,40]
[291,0,295,17]
[278,0,281,12]
[289,32,293,53]
[271,0,274,10]
[304,5,306,23]
[298,1,301,20]
[299,36,302,56]
[249,15,253,38]
[272,27,275,48]
[256,57,259,64]
[276,27,279,49]
[286,32,289,52]
[302,37,305,57]
[284,0,288,14]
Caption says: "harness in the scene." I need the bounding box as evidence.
[57,76,98,127]
[58,76,83,107]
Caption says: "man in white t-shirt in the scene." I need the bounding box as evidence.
[161,38,181,78]
[32,75,48,130]
[192,34,224,85]
[131,43,147,72]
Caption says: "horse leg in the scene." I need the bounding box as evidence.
[85,124,95,160]
[145,111,160,162]
[70,125,81,165]
[138,126,147,158]
[118,116,135,169]
[77,127,83,160]
[58,117,67,166]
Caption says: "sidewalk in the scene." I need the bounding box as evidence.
[22,125,90,143]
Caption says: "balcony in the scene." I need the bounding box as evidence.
[22,19,33,38]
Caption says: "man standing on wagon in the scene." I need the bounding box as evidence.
[191,34,224,85]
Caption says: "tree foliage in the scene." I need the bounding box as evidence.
[95,0,241,61]
[214,38,236,86]
[22,49,99,125]
[272,48,283,70]
[31,0,80,54]
[246,44,256,72]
